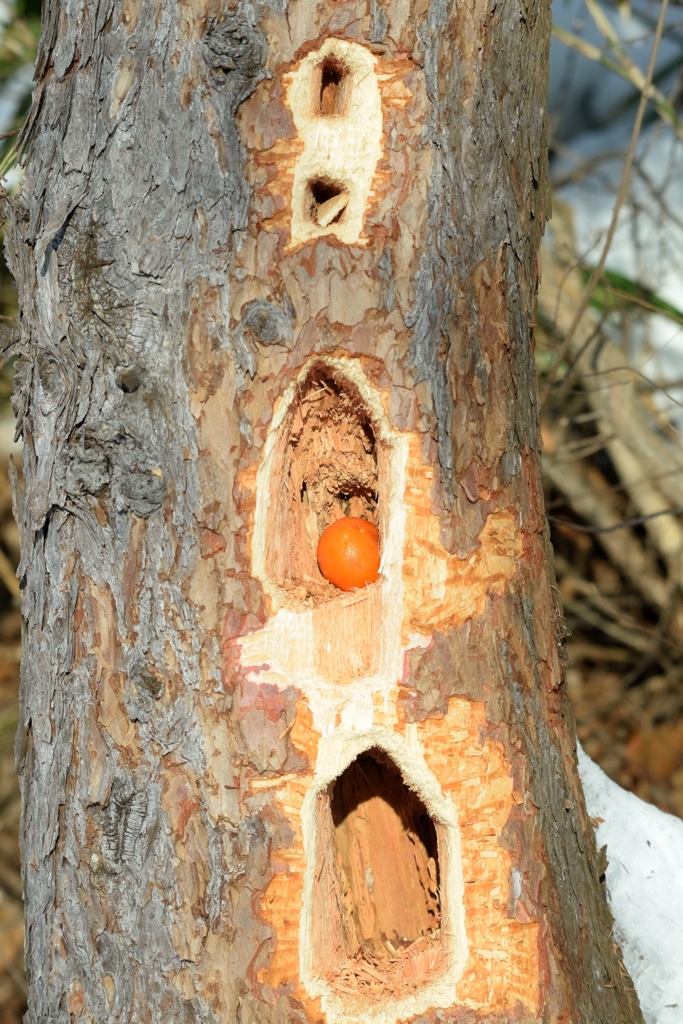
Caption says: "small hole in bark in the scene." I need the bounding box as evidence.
[267,365,381,604]
[308,179,349,228]
[312,749,447,999]
[314,56,350,116]
[116,367,143,393]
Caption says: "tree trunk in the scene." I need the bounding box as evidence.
[4,0,644,1022]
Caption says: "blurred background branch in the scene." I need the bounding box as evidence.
[542,0,683,827]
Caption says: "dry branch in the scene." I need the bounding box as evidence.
[540,202,683,817]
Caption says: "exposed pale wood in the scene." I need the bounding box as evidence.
[330,751,440,956]
[266,366,380,600]
[316,192,350,228]
[286,38,383,248]
[311,750,444,1002]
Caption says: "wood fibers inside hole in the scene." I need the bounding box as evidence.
[268,369,380,603]
[313,55,351,116]
[312,750,446,999]
[308,180,350,227]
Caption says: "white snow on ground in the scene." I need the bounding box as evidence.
[578,745,683,1024]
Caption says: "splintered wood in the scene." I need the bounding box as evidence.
[285,38,383,248]
[329,936,446,998]
[268,369,379,603]
[315,58,351,117]
[313,750,445,999]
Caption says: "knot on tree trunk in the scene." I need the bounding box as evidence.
[63,422,168,519]
[204,12,268,112]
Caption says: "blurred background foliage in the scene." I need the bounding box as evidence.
[543,0,683,826]
[0,0,680,1019]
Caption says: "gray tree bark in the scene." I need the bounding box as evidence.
[3,0,643,1022]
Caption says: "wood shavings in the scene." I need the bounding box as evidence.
[316,192,349,227]
[327,933,446,998]
[267,368,380,602]
[312,749,447,1001]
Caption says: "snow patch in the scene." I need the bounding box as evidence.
[578,745,683,1024]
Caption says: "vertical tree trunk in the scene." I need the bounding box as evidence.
[4,0,643,1022]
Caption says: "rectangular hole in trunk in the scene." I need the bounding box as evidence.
[312,749,448,1001]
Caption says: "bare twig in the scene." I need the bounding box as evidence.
[541,0,671,408]
[548,506,683,534]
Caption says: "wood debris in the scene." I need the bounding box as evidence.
[313,750,447,1000]
[316,192,349,227]
[267,369,380,603]
[328,934,446,998]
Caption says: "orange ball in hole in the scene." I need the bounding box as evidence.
[317,517,380,592]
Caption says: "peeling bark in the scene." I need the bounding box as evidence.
[5,0,643,1022]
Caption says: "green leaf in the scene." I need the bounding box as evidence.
[580,265,683,326]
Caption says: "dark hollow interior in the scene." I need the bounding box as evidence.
[319,57,348,115]
[308,179,347,223]
[330,750,441,958]
[267,367,382,602]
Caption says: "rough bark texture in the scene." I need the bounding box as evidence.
[4,0,644,1022]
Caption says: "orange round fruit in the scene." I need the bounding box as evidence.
[317,517,380,592]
